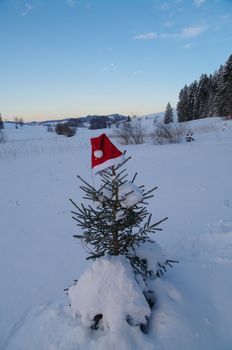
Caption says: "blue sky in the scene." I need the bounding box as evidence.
[0,0,232,121]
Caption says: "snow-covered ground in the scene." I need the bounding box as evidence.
[1,117,232,349]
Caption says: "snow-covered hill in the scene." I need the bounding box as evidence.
[0,117,232,349]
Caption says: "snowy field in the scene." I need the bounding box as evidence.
[1,117,232,350]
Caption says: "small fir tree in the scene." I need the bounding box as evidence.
[14,117,18,129]
[70,157,173,279]
[164,102,174,124]
[67,136,178,332]
[0,113,4,129]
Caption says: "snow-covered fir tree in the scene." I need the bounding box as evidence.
[208,72,218,117]
[195,74,211,119]
[70,157,169,278]
[215,55,232,118]
[177,54,232,121]
[67,143,176,332]
[0,113,4,130]
[187,81,198,120]
[177,85,189,122]
[164,102,174,124]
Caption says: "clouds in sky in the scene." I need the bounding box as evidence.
[133,32,158,40]
[66,0,92,10]
[159,2,172,11]
[220,15,230,20]
[67,0,78,7]
[182,43,193,49]
[133,1,208,42]
[159,0,205,11]
[179,26,205,38]
[134,26,205,41]
[159,0,206,10]
[194,0,205,7]
[100,62,117,72]
[22,3,33,16]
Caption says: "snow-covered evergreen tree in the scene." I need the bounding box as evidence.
[177,85,189,122]
[194,74,211,119]
[0,113,4,130]
[208,73,218,117]
[187,81,198,120]
[68,154,176,332]
[70,157,169,278]
[215,55,232,118]
[177,54,232,121]
[164,102,174,124]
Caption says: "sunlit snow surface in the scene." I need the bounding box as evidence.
[1,118,232,350]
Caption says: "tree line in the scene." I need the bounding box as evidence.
[177,54,232,122]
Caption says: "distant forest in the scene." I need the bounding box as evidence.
[177,54,232,122]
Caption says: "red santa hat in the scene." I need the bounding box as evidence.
[91,133,124,174]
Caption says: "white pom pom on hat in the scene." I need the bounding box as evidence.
[94,150,104,159]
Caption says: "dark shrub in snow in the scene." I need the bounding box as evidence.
[55,123,76,137]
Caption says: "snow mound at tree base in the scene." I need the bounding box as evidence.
[5,279,189,350]
[68,255,151,332]
[4,303,156,350]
